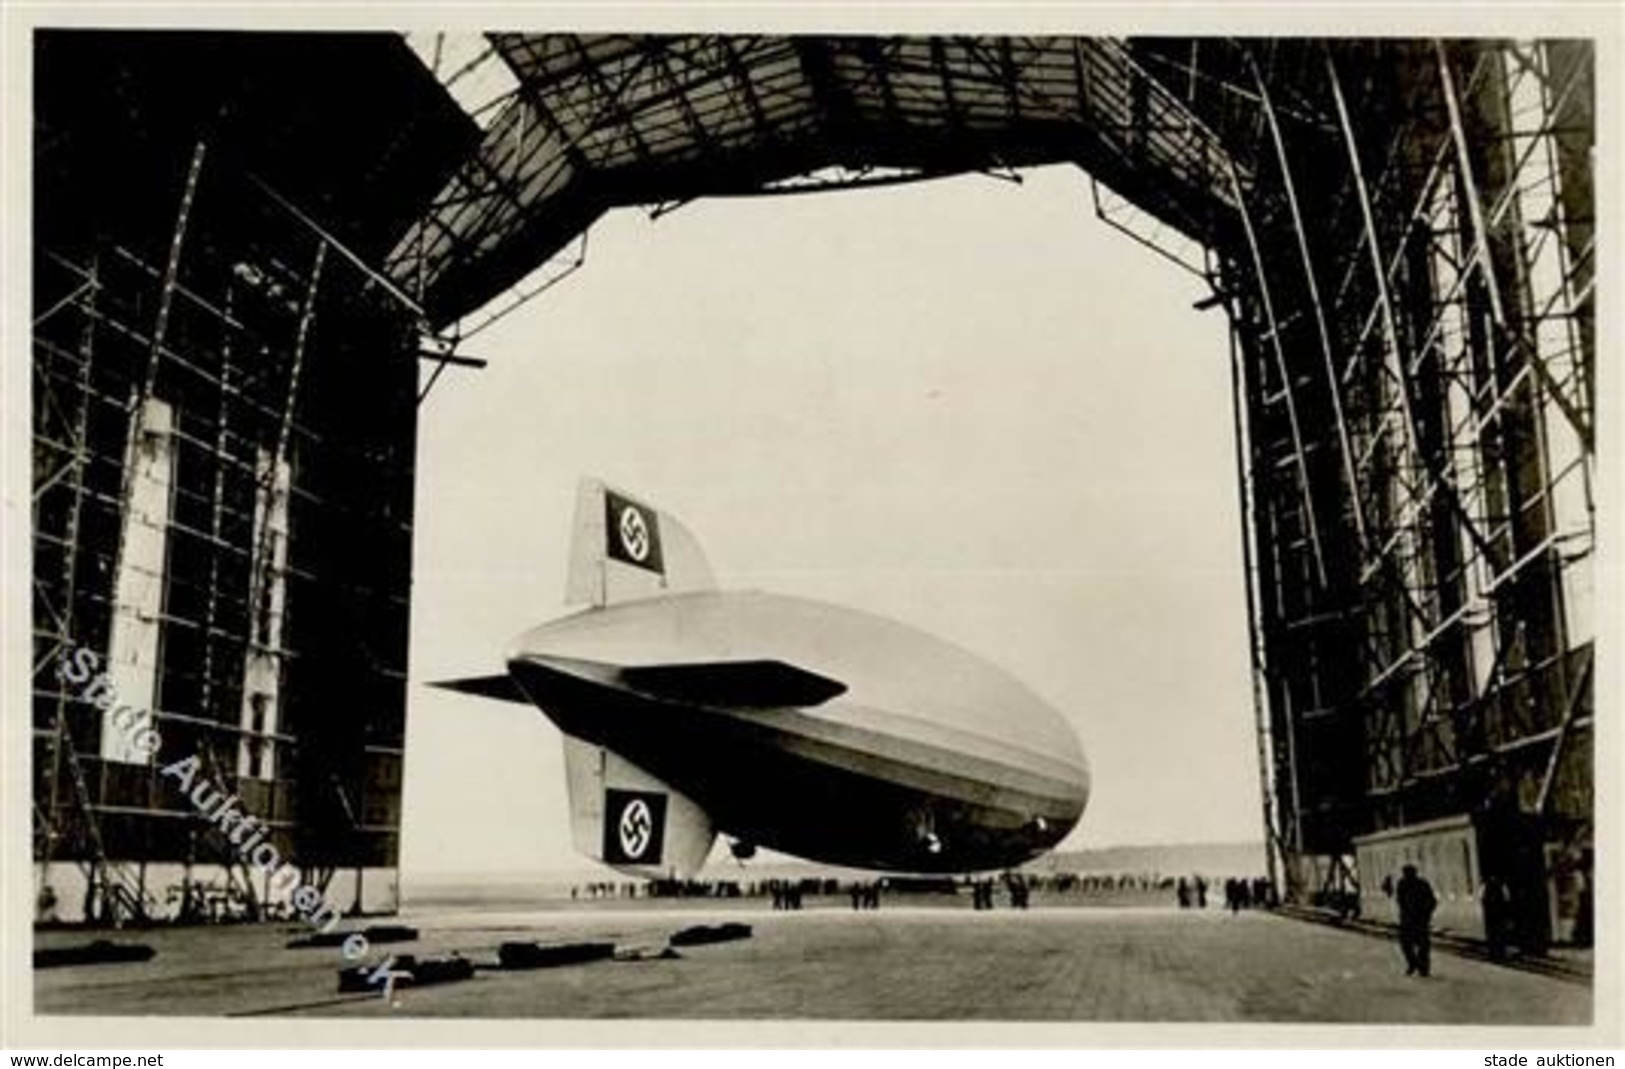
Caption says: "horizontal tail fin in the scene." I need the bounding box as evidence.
[621,660,847,709]
[428,674,530,704]
[564,479,715,608]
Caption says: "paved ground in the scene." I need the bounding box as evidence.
[34,902,1590,1023]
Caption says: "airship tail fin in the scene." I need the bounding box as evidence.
[427,674,529,703]
[564,478,717,608]
[561,733,717,878]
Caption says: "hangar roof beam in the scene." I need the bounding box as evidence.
[390,35,1248,331]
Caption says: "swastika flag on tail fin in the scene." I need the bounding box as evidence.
[565,478,714,607]
[605,490,664,574]
[603,789,668,865]
[561,735,716,876]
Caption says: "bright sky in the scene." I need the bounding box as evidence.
[400,163,1261,878]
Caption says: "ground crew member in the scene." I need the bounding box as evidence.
[1396,864,1438,977]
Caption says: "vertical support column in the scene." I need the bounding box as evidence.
[138,141,207,402]
[101,397,175,763]
[1225,160,1328,589]
[198,285,236,727]
[239,240,326,785]
[1249,50,1369,556]
[1491,43,1593,656]
[1327,54,1437,810]
[40,256,100,891]
[102,140,206,765]
[1439,42,1572,740]
[238,450,291,781]
[1330,50,1522,813]
[1226,311,1288,898]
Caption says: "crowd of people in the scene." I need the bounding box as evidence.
[967,877,1029,909]
[849,882,882,909]
[994,871,1168,895]
[571,878,826,901]
[769,880,808,910]
[564,870,1277,912]
[1171,874,1278,911]
[1223,876,1278,912]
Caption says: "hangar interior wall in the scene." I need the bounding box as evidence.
[1176,41,1594,944]
[29,32,463,923]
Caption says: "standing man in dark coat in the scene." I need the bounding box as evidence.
[1396,864,1438,976]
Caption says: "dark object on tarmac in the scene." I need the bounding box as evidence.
[34,940,156,969]
[337,952,475,993]
[288,923,420,949]
[497,940,616,969]
[614,944,682,962]
[669,922,752,947]
[337,963,384,993]
[408,953,476,986]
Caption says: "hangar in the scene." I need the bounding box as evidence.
[31,32,1594,944]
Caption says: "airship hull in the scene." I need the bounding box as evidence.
[436,481,1091,877]
[508,590,1090,873]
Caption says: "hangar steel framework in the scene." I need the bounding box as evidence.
[32,33,1594,942]
[31,32,472,922]
[389,34,1595,938]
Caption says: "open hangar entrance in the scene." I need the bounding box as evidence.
[31,33,1594,947]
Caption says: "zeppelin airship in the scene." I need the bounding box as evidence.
[434,480,1090,878]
